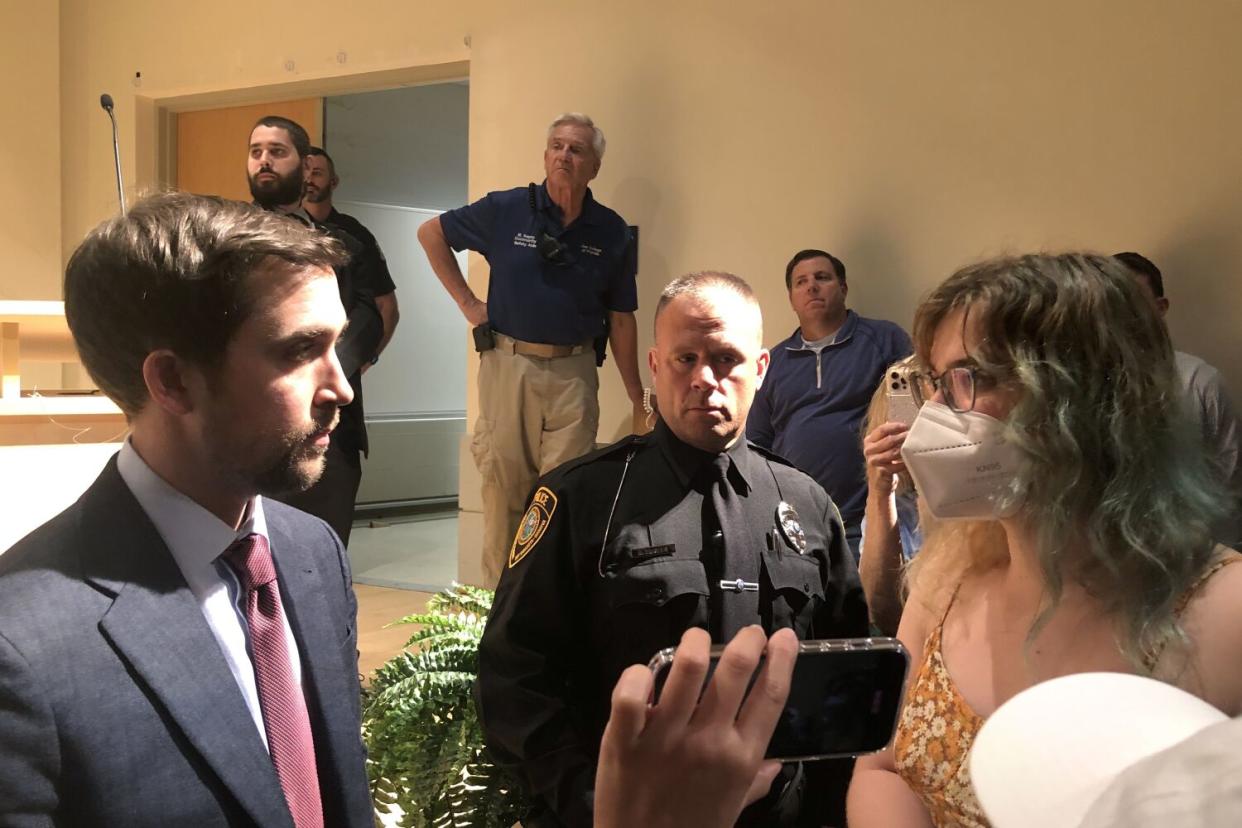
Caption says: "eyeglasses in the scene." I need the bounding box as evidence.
[910,365,989,414]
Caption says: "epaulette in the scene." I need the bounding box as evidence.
[542,433,648,482]
[747,439,798,469]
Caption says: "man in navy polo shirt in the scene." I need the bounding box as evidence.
[417,112,644,586]
[747,249,911,562]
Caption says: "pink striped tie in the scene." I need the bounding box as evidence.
[225,533,324,828]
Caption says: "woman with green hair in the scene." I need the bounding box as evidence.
[847,253,1242,828]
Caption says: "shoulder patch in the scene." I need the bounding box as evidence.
[508,486,558,568]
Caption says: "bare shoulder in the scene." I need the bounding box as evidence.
[1177,548,1242,714]
[892,572,953,688]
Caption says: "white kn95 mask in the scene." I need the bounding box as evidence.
[900,401,1024,520]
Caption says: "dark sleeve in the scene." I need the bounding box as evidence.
[746,365,777,449]
[889,324,914,364]
[439,191,501,257]
[350,224,396,297]
[335,296,383,376]
[0,631,59,826]
[603,226,638,313]
[812,489,869,639]
[324,226,384,375]
[474,484,597,828]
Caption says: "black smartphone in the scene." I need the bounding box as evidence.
[647,638,909,762]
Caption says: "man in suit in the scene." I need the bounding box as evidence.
[0,192,374,827]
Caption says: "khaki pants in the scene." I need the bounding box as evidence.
[472,347,599,586]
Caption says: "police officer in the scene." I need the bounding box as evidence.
[247,115,385,545]
[476,271,868,827]
[417,112,646,587]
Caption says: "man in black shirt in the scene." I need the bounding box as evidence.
[246,115,387,544]
[303,146,400,360]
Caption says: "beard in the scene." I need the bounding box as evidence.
[249,165,305,209]
[303,183,332,204]
[207,407,339,498]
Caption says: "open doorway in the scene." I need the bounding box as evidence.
[169,78,469,591]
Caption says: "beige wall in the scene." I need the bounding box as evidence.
[46,0,1242,436]
[2,1,60,299]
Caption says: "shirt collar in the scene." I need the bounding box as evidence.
[653,419,755,495]
[116,439,267,573]
[536,180,601,228]
[786,309,858,351]
[253,201,316,228]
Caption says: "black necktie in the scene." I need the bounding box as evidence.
[709,453,760,640]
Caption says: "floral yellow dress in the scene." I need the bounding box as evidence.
[892,589,988,828]
[891,555,1241,828]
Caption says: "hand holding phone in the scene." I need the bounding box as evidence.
[595,626,796,828]
[885,364,921,427]
[649,637,909,762]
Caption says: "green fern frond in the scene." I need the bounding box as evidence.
[363,584,529,827]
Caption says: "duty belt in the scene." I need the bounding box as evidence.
[495,333,595,359]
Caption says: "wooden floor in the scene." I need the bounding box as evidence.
[354,584,434,680]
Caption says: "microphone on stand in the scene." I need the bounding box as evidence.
[99,93,127,214]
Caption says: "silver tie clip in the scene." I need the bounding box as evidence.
[720,578,759,593]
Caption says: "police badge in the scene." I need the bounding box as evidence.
[775,501,808,554]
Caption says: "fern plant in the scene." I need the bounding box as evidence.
[363,582,530,827]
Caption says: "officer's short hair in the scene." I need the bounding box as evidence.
[654,271,760,328]
[1114,251,1164,298]
[252,115,311,159]
[548,112,606,160]
[64,191,345,418]
[784,249,846,290]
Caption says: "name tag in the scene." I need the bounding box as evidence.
[625,544,676,564]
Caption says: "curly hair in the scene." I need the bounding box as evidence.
[906,252,1228,668]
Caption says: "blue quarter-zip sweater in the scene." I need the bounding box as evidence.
[747,310,912,525]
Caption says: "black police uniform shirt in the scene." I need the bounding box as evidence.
[475,419,868,827]
[438,181,637,345]
[322,207,398,300]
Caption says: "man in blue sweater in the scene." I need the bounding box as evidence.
[747,249,911,561]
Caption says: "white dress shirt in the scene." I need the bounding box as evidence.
[116,439,304,750]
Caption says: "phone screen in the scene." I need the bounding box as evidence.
[651,640,909,761]
[767,646,908,760]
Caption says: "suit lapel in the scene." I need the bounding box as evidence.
[82,461,294,828]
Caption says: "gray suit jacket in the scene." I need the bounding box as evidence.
[0,457,374,827]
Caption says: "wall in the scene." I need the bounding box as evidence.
[1,1,60,299]
[325,83,469,210]
[54,0,1242,426]
[45,0,1242,575]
